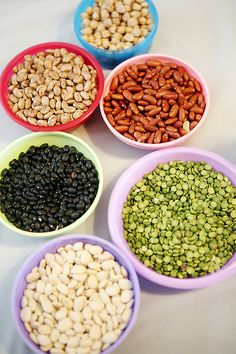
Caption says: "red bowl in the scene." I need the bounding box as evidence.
[0,42,104,132]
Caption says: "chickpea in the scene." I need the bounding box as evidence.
[80,0,153,51]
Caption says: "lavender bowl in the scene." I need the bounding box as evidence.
[108,147,236,289]
[11,234,140,354]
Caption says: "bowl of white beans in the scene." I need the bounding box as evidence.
[11,234,140,354]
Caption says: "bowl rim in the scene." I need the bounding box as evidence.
[100,53,210,150]
[0,132,103,237]
[11,234,140,354]
[73,0,159,57]
[0,41,104,132]
[108,147,236,289]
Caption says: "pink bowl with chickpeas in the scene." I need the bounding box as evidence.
[0,42,104,132]
[100,53,210,150]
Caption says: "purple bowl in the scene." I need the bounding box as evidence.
[11,234,140,354]
[108,147,236,289]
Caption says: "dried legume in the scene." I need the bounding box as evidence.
[20,242,134,354]
[104,60,206,144]
[80,0,153,51]
[0,144,99,232]
[7,48,97,126]
[122,161,236,278]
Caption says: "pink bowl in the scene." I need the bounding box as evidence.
[108,147,236,289]
[100,54,210,150]
[0,42,104,132]
[11,234,140,354]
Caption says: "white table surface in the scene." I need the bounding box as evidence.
[0,0,236,353]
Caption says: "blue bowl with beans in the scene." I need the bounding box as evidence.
[0,132,103,237]
[74,0,159,69]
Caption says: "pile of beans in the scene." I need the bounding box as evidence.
[122,161,236,278]
[8,48,97,126]
[20,242,134,354]
[81,0,153,51]
[103,60,206,144]
[0,144,99,232]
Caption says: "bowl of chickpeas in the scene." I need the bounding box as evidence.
[74,0,159,69]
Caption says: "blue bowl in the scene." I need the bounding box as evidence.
[74,0,159,69]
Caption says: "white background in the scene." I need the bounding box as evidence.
[0,0,236,354]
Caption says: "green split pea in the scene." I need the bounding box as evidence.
[122,161,236,279]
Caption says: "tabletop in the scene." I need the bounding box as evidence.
[0,1,236,354]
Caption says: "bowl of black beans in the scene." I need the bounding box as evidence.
[0,132,103,237]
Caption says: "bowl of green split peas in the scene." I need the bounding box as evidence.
[108,147,236,289]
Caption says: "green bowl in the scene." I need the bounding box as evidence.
[0,132,103,238]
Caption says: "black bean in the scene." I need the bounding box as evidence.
[0,143,99,232]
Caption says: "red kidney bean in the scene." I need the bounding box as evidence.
[133,92,144,101]
[179,128,188,136]
[160,112,169,119]
[114,111,126,121]
[169,104,179,118]
[123,90,133,101]
[195,114,202,122]
[190,105,204,114]
[137,64,148,71]
[111,94,124,100]
[125,108,132,117]
[148,107,162,116]
[135,126,147,133]
[158,120,165,128]
[117,119,130,126]
[165,117,178,125]
[134,131,142,140]
[189,111,195,121]
[190,121,198,130]
[143,94,157,105]
[104,107,113,114]
[115,125,129,133]
[162,100,169,112]
[104,60,206,144]
[144,124,158,132]
[107,114,115,127]
[150,78,159,90]
[174,121,183,128]
[162,133,169,143]
[140,117,150,125]
[124,132,135,140]
[154,130,162,143]
[138,132,151,143]
[122,81,136,89]
[129,102,139,115]
[148,132,155,144]
[168,131,181,139]
[110,76,119,90]
[129,120,136,134]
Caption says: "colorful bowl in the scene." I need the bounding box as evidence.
[74,0,158,69]
[0,42,104,132]
[100,54,210,150]
[11,234,140,354]
[108,147,236,289]
[0,132,103,237]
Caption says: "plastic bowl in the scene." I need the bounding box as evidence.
[0,132,103,238]
[108,147,236,289]
[74,0,158,69]
[11,234,140,354]
[0,42,104,132]
[100,53,210,150]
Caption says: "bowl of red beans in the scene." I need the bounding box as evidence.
[100,53,210,150]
